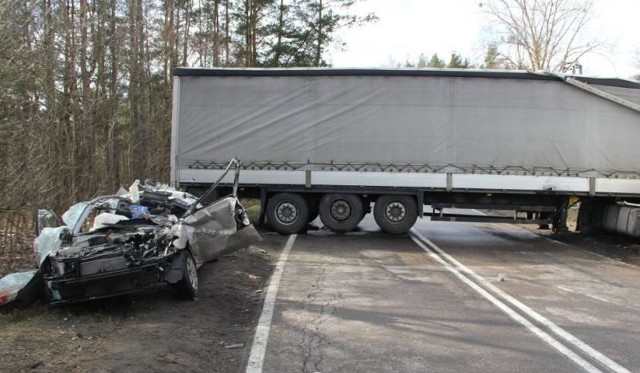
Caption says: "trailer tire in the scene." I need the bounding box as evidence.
[374,195,418,234]
[538,212,551,230]
[266,193,309,234]
[319,194,363,232]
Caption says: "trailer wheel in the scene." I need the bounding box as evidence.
[374,195,418,234]
[319,194,364,232]
[266,193,309,234]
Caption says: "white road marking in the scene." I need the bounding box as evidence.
[409,234,600,372]
[246,234,297,373]
[410,229,630,373]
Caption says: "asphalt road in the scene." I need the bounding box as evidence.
[247,216,640,373]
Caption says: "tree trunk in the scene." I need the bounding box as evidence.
[273,0,285,66]
[224,0,230,65]
[213,0,220,66]
[314,0,323,67]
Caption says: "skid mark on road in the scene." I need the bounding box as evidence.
[410,228,630,373]
[246,234,297,373]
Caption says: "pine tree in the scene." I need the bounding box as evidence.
[447,52,471,68]
[427,53,446,68]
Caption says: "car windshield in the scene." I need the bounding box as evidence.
[62,202,91,232]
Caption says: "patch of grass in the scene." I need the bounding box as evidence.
[240,199,261,223]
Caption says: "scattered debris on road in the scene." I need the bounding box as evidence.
[224,343,245,349]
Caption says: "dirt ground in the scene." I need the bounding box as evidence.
[0,230,285,373]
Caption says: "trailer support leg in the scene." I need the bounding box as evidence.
[553,198,569,233]
[259,189,268,225]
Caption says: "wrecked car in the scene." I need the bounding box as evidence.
[1,159,261,307]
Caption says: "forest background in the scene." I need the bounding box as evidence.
[0,0,636,272]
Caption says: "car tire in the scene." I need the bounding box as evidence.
[176,251,198,300]
[319,194,363,232]
[374,195,418,234]
[266,193,309,234]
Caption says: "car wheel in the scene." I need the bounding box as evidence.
[266,193,309,234]
[373,195,418,234]
[319,194,364,232]
[176,251,198,300]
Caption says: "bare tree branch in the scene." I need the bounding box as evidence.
[483,0,597,71]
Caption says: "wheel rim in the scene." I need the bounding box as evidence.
[385,201,406,222]
[276,201,298,225]
[186,255,198,291]
[330,200,352,221]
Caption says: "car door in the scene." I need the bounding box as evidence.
[182,196,239,265]
[34,206,63,236]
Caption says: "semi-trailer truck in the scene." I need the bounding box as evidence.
[170,68,640,235]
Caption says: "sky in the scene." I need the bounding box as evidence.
[328,0,639,79]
